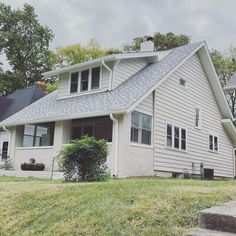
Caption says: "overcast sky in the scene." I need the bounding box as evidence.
[1,0,236,70]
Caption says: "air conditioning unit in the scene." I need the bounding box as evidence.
[202,168,214,180]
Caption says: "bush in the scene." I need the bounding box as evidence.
[59,136,109,182]
[1,159,13,170]
[21,162,45,171]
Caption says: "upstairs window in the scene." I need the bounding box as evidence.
[80,69,89,92]
[195,107,202,128]
[166,123,186,151]
[91,67,100,90]
[209,135,218,152]
[23,123,55,147]
[131,112,152,145]
[70,72,79,93]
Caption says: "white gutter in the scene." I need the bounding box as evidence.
[102,60,113,91]
[110,113,119,176]
[3,126,9,132]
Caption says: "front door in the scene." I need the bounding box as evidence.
[1,141,8,159]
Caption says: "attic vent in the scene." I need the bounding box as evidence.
[179,78,186,87]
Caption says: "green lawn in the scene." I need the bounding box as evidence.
[0,177,236,236]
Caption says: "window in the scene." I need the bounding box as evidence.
[131,112,152,145]
[80,69,89,92]
[70,72,79,93]
[209,134,218,152]
[23,123,55,147]
[70,67,101,94]
[91,67,100,90]
[166,123,186,151]
[72,124,94,140]
[180,78,186,87]
[195,107,201,128]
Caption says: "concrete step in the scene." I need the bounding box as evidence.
[199,201,236,233]
[186,228,236,236]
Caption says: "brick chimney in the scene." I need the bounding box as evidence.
[36,81,46,91]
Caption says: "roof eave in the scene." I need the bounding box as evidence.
[222,119,236,146]
[42,51,160,78]
[0,109,126,127]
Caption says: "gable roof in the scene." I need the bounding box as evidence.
[0,87,45,122]
[0,41,233,127]
[224,72,236,90]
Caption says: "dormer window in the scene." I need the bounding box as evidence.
[70,72,79,93]
[70,66,101,94]
[91,67,100,89]
[80,70,89,92]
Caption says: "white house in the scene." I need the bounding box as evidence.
[0,87,45,163]
[1,41,236,178]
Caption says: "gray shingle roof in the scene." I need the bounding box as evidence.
[0,41,204,127]
[224,72,236,90]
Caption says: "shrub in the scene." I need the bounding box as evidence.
[1,159,13,170]
[29,158,36,164]
[59,136,109,182]
[21,162,45,171]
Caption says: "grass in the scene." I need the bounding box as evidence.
[0,177,236,236]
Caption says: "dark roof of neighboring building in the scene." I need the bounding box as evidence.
[0,87,45,122]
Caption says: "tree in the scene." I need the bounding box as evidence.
[0,3,56,87]
[56,38,121,65]
[123,32,190,52]
[210,48,236,116]
[0,70,22,96]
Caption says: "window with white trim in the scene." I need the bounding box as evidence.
[131,112,152,145]
[195,107,201,128]
[209,134,218,152]
[166,123,186,151]
[70,66,101,94]
[70,72,79,93]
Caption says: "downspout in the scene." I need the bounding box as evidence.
[102,60,113,91]
[110,114,119,177]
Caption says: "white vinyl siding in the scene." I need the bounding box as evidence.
[153,53,233,177]
[113,58,147,89]
[116,92,154,177]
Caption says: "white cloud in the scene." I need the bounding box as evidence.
[1,0,236,69]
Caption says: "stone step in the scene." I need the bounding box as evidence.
[186,228,236,236]
[199,201,236,233]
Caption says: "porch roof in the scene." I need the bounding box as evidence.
[0,41,205,127]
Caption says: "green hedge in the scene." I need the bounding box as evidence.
[59,136,109,182]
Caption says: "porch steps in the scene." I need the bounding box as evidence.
[187,201,236,235]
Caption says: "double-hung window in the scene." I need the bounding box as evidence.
[91,67,100,89]
[209,134,218,152]
[131,112,152,145]
[80,69,89,92]
[23,123,55,147]
[166,123,186,151]
[70,67,101,94]
[70,72,79,93]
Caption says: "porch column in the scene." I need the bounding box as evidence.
[53,120,71,157]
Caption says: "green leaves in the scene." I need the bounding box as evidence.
[123,32,190,52]
[59,136,109,182]
[55,38,121,65]
[0,3,56,88]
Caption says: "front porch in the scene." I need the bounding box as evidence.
[2,115,115,178]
